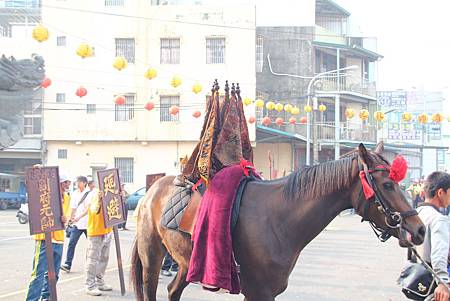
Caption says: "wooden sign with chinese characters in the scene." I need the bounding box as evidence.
[97,168,125,228]
[146,173,165,191]
[25,166,64,235]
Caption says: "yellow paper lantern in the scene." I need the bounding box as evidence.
[291,107,300,115]
[275,103,284,112]
[417,113,428,124]
[402,112,412,122]
[243,98,253,106]
[284,104,293,113]
[144,68,157,80]
[76,43,93,58]
[266,101,275,111]
[255,99,265,108]
[374,111,385,122]
[113,56,128,71]
[192,82,202,94]
[32,25,49,42]
[318,104,327,112]
[359,109,369,121]
[304,105,313,113]
[345,108,355,119]
[171,75,182,88]
[432,113,443,123]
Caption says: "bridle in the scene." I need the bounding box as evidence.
[357,160,418,242]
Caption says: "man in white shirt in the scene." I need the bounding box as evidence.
[61,176,92,273]
[417,171,450,301]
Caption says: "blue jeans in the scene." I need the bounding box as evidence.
[64,226,86,269]
[25,240,63,301]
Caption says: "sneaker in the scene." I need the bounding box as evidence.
[60,264,70,273]
[170,266,179,273]
[86,288,102,296]
[161,270,172,277]
[98,284,113,291]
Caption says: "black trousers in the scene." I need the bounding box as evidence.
[162,252,178,271]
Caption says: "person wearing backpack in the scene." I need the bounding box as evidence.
[61,176,93,273]
[416,172,450,301]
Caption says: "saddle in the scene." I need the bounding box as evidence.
[161,173,257,236]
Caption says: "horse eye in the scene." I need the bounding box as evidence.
[383,182,394,191]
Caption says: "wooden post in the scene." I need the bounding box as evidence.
[113,226,126,296]
[44,233,58,301]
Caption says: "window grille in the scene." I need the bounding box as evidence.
[115,38,135,63]
[56,93,65,103]
[57,36,66,46]
[105,0,124,6]
[256,35,263,72]
[160,38,180,64]
[115,94,135,121]
[160,95,179,122]
[86,104,96,114]
[206,37,225,64]
[114,157,134,183]
[58,149,67,159]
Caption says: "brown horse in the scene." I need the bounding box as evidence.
[131,143,425,301]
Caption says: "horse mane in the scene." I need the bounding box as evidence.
[284,154,358,202]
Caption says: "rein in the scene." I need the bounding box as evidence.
[357,160,418,242]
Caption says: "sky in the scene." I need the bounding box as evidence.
[336,0,450,91]
[198,0,450,92]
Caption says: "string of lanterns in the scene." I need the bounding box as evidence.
[33,25,449,125]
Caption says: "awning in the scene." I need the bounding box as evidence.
[313,41,384,61]
[256,125,306,144]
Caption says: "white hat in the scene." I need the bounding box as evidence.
[59,173,70,183]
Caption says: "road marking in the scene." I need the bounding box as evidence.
[0,235,30,242]
[0,264,132,299]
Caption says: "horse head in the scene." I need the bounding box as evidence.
[351,142,425,247]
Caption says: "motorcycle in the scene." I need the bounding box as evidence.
[16,203,29,224]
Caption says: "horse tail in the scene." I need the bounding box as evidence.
[130,239,144,301]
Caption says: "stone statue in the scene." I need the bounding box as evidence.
[0,54,45,149]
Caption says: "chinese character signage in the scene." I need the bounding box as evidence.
[377,91,407,110]
[25,167,64,235]
[97,168,125,228]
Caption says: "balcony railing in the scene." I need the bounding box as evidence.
[257,117,378,143]
[314,73,376,98]
[315,121,377,142]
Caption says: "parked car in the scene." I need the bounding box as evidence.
[126,187,146,210]
[0,173,27,210]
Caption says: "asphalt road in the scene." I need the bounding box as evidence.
[0,209,410,301]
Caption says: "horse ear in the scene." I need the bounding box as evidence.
[358,143,370,165]
[374,141,384,154]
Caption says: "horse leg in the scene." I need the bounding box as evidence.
[167,266,189,301]
[138,230,164,301]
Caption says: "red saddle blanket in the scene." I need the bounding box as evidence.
[186,164,253,294]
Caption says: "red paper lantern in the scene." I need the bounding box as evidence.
[144,102,155,111]
[261,116,271,126]
[300,116,307,124]
[275,117,284,126]
[192,110,201,118]
[115,95,126,105]
[75,86,87,98]
[248,116,256,124]
[169,105,179,115]
[41,77,51,88]
[289,117,296,125]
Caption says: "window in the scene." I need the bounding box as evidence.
[115,94,135,121]
[58,149,67,159]
[56,93,65,103]
[0,23,12,38]
[24,93,42,136]
[115,157,134,183]
[105,0,124,6]
[115,38,135,63]
[256,35,263,72]
[206,37,225,64]
[56,36,66,46]
[160,38,180,64]
[160,95,179,122]
[86,104,96,114]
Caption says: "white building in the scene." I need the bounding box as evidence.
[40,0,256,191]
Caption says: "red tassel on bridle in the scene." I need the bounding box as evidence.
[359,170,375,199]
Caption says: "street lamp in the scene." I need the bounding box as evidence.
[306,65,358,166]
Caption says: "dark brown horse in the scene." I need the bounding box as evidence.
[131,143,425,301]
